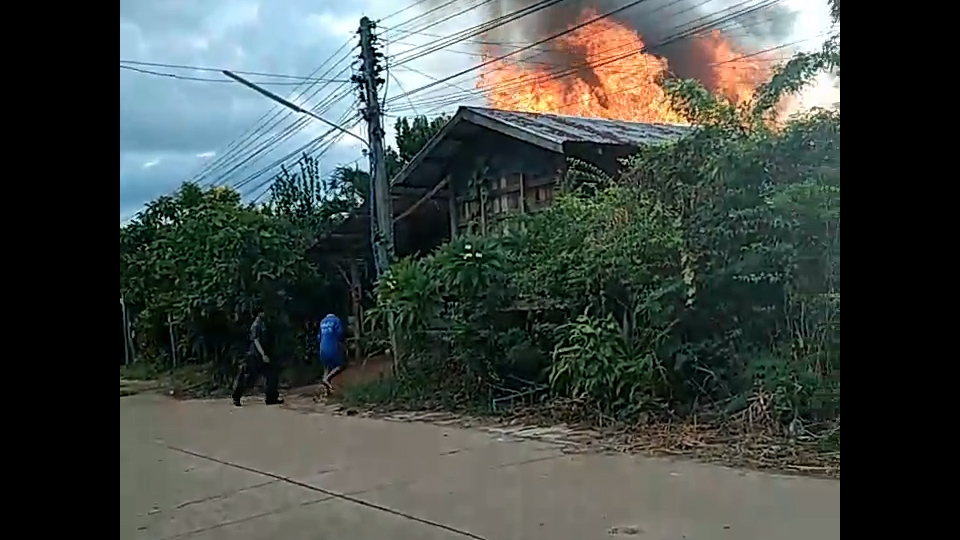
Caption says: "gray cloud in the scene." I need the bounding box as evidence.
[119,0,391,220]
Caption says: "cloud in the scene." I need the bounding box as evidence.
[119,0,431,220]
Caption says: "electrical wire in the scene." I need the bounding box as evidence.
[197,64,355,186]
[233,103,360,193]
[377,0,434,24]
[119,60,352,83]
[389,0,689,102]
[386,0,783,111]
[122,64,338,86]
[238,109,363,202]
[193,43,358,186]
[122,0,801,221]
[188,38,357,184]
[380,0,474,37]
[385,0,570,67]
[209,83,356,188]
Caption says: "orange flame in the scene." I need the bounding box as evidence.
[478,10,773,124]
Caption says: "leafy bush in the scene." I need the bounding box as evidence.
[371,27,840,430]
[120,115,450,389]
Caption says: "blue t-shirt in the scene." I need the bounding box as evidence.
[318,314,343,357]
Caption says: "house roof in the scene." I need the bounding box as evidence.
[392,106,693,189]
[322,107,694,247]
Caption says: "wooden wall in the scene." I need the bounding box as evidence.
[448,133,564,237]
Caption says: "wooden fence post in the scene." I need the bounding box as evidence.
[167,313,178,392]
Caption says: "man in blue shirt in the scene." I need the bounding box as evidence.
[318,313,345,391]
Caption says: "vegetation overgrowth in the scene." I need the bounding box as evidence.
[119,115,449,387]
[120,2,839,463]
[362,9,840,449]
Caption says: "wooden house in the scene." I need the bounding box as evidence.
[314,106,691,350]
[388,106,692,256]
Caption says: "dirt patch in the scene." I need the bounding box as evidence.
[335,354,394,392]
[288,354,394,400]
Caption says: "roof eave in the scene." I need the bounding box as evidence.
[461,107,564,153]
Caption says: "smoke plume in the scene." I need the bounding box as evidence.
[420,0,799,98]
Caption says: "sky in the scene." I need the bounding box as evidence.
[119,0,836,223]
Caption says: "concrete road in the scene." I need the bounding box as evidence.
[119,394,840,540]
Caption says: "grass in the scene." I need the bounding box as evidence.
[333,374,841,479]
[119,362,230,398]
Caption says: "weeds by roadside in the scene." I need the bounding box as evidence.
[334,375,839,479]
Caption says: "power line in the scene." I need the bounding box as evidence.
[386,0,782,109]
[207,84,356,188]
[480,41,807,117]
[119,60,352,83]
[380,0,470,36]
[197,62,355,186]
[377,0,434,24]
[386,0,569,67]
[388,0,661,101]
[119,65,344,86]
[190,40,358,185]
[231,103,360,193]
[383,0,702,63]
[120,45,360,222]
[236,109,363,200]
[188,39,356,182]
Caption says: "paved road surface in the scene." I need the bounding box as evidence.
[119,394,840,540]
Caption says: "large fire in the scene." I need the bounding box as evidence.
[477,10,774,124]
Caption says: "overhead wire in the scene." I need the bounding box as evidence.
[232,99,361,192]
[377,0,435,24]
[380,0,474,37]
[119,60,352,83]
[122,0,802,219]
[121,34,367,220]
[120,64,346,86]
[189,38,357,185]
[477,37,809,117]
[385,0,785,113]
[198,75,357,190]
[387,0,765,104]
[196,54,356,185]
[210,81,356,188]
[239,107,364,202]
[385,0,570,67]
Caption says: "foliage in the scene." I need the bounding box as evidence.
[119,183,325,381]
[394,115,450,163]
[120,114,454,388]
[368,30,840,433]
[386,114,450,178]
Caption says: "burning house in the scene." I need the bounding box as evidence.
[387,105,692,256]
[317,0,802,285]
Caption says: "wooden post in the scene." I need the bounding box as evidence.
[121,295,130,366]
[448,185,458,240]
[167,312,177,392]
[167,313,178,368]
[479,184,487,235]
[518,173,526,214]
[349,258,362,365]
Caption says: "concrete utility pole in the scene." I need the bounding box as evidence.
[358,16,393,277]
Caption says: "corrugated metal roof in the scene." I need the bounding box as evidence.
[464,106,693,147]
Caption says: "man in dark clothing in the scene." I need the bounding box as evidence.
[232,307,283,406]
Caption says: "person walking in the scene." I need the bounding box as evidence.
[318,313,346,392]
[232,306,283,406]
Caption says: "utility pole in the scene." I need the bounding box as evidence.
[357,16,393,277]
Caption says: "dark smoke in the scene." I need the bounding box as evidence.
[421,0,799,98]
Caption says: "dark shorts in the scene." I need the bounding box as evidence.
[320,349,344,370]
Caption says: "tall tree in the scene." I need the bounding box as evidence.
[394,115,450,164]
